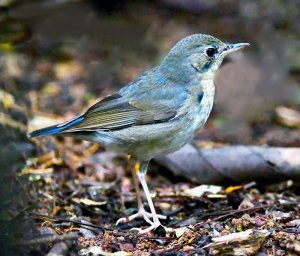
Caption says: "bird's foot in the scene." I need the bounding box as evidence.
[116,206,167,226]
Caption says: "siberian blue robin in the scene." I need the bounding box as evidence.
[28,34,249,233]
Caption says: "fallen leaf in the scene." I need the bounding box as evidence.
[73,198,107,206]
[174,227,189,238]
[81,246,130,256]
[0,89,15,108]
[185,185,222,197]
[276,106,300,128]
[205,229,270,256]
[225,185,243,194]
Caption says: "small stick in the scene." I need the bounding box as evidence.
[194,205,268,230]
[14,233,78,246]
[30,212,109,231]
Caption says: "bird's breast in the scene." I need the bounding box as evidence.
[192,79,215,131]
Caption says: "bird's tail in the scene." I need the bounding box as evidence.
[28,115,84,138]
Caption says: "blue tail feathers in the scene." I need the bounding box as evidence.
[28,115,84,138]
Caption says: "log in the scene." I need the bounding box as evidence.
[155,144,300,184]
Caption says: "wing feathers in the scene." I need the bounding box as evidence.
[63,83,188,132]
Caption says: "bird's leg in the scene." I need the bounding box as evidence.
[116,162,153,225]
[132,161,170,234]
[132,162,143,208]
[116,161,166,227]
[137,161,160,228]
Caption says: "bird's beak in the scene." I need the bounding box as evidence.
[221,43,250,57]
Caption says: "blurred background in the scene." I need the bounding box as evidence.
[0,0,300,254]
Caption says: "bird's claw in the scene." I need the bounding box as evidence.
[116,207,167,226]
[116,210,153,225]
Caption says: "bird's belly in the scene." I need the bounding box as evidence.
[118,125,192,160]
[101,111,209,160]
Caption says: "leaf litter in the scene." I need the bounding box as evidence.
[18,137,300,255]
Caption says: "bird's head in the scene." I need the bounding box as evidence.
[161,34,249,79]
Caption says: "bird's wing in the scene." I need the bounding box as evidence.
[64,85,188,132]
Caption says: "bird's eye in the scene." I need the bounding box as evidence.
[206,47,216,57]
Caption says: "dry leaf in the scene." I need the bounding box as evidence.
[276,106,300,128]
[185,185,222,197]
[0,89,15,108]
[205,229,270,255]
[81,246,130,256]
[73,198,107,206]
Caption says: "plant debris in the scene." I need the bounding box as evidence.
[14,145,300,255]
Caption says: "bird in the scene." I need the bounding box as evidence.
[28,34,249,233]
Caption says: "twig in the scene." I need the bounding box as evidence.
[14,232,78,246]
[137,234,176,240]
[30,212,111,231]
[273,228,300,234]
[194,205,268,230]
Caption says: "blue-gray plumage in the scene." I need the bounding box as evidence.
[28,34,249,233]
